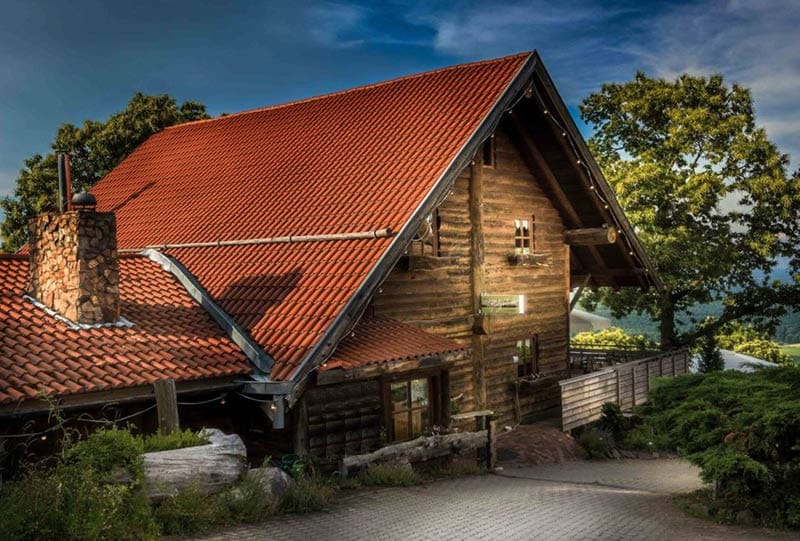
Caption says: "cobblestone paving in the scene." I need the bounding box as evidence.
[195,460,796,541]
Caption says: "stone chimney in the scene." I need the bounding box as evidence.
[28,207,120,325]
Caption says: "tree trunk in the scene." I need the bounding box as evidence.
[659,292,676,350]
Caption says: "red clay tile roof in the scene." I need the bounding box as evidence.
[90,53,531,380]
[323,318,469,371]
[0,254,251,405]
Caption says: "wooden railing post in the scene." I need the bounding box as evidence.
[631,366,637,407]
[486,415,496,471]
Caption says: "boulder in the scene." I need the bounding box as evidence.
[243,466,294,504]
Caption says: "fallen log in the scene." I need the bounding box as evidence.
[340,430,488,477]
[143,428,247,500]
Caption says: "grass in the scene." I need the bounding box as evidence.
[141,428,209,453]
[779,344,800,364]
[356,463,419,487]
[278,476,337,514]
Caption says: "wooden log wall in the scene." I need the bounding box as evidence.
[374,128,571,424]
[560,349,690,432]
[303,380,383,459]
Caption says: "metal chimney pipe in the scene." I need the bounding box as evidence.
[64,153,73,211]
[57,153,67,212]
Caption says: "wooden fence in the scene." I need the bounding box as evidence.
[560,348,690,432]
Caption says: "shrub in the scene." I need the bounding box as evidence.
[357,463,419,487]
[577,427,614,459]
[0,429,158,540]
[571,327,657,350]
[278,476,336,514]
[598,402,626,441]
[631,366,800,528]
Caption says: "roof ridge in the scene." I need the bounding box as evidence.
[166,51,533,130]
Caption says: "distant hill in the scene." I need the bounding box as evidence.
[586,302,800,345]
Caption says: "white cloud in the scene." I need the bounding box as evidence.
[306,2,368,48]
[624,0,800,167]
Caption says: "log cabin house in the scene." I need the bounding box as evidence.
[0,51,662,460]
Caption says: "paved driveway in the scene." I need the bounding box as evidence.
[196,459,795,540]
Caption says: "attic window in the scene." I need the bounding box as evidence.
[482,137,495,167]
[514,218,531,254]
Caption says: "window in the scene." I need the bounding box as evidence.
[388,378,431,441]
[409,209,440,257]
[515,334,540,378]
[514,218,531,255]
[482,137,495,167]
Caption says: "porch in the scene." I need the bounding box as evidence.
[559,347,691,432]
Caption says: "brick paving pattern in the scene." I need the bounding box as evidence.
[194,459,795,540]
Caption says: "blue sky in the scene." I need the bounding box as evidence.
[1,0,798,200]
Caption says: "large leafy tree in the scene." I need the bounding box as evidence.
[580,73,800,348]
[1,93,208,252]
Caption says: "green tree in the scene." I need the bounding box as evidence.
[580,73,800,348]
[1,93,208,252]
[697,330,724,373]
[717,321,793,365]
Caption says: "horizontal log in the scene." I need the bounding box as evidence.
[142,429,247,500]
[564,227,616,246]
[340,430,488,476]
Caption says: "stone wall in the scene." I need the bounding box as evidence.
[28,211,119,324]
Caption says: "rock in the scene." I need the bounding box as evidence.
[244,466,293,504]
[143,428,247,500]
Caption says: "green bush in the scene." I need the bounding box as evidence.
[0,428,158,540]
[571,327,657,350]
[357,464,419,487]
[630,366,800,528]
[577,427,614,459]
[598,402,626,441]
[141,428,208,453]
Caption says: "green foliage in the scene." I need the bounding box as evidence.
[571,327,657,350]
[141,428,209,453]
[716,321,794,365]
[577,427,615,459]
[580,72,800,347]
[598,402,626,441]
[357,464,419,487]
[630,367,800,527]
[153,485,222,536]
[1,93,208,252]
[696,330,724,373]
[278,476,336,514]
[0,428,158,540]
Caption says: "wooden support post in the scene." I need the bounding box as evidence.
[631,366,636,407]
[469,157,488,407]
[294,396,308,455]
[615,369,621,406]
[564,227,617,246]
[486,416,496,472]
[153,378,180,435]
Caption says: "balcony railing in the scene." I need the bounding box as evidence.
[569,343,661,374]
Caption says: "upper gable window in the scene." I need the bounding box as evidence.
[514,218,531,255]
[482,137,495,168]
